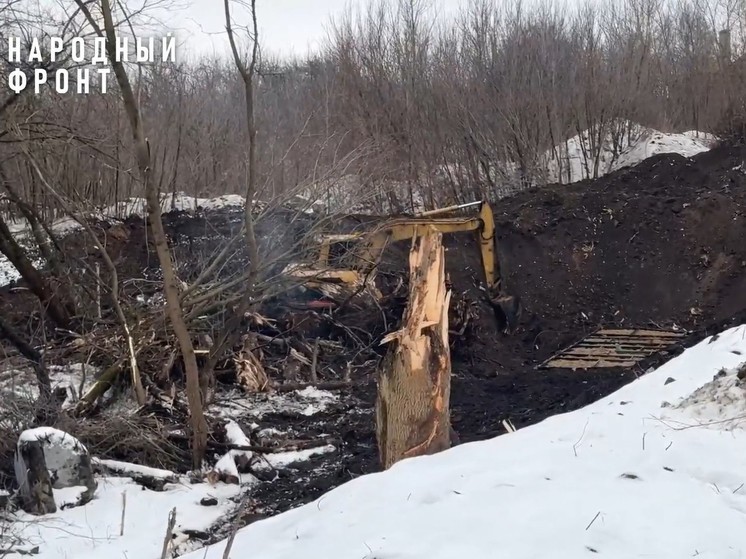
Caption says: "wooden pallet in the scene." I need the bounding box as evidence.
[540,328,686,370]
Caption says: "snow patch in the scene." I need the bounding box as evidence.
[213,452,241,480]
[254,445,337,471]
[0,363,100,413]
[215,387,339,420]
[183,324,746,559]
[11,476,241,559]
[545,123,715,184]
[211,420,255,482]
[52,486,88,508]
[18,427,87,453]
[92,458,178,481]
[675,366,746,429]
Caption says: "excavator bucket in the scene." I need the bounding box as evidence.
[488,293,522,334]
[477,202,521,334]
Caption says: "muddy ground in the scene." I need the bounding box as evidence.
[245,143,746,516]
[2,143,746,521]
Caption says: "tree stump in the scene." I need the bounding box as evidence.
[376,229,453,469]
[14,439,56,515]
[14,428,97,514]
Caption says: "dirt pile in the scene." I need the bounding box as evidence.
[492,144,746,361]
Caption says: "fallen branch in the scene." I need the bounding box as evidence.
[75,358,127,414]
[92,458,179,491]
[170,432,339,455]
[310,338,319,383]
[254,333,343,352]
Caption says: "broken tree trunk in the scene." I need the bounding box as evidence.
[14,439,56,515]
[375,229,453,470]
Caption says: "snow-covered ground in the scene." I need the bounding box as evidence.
[5,326,746,558]
[545,124,716,184]
[9,476,243,558]
[1,382,343,558]
[213,386,340,420]
[174,324,746,559]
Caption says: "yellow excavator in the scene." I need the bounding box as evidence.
[287,201,521,332]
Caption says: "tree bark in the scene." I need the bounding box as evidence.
[0,214,72,329]
[14,439,56,515]
[0,314,51,402]
[376,229,453,469]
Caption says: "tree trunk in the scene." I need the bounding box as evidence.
[14,439,56,515]
[75,0,208,467]
[142,140,208,469]
[0,215,71,329]
[376,229,453,470]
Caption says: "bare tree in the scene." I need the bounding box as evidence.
[73,0,208,467]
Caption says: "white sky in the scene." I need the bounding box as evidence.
[167,0,467,60]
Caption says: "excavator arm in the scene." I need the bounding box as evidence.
[300,201,520,332]
[318,201,499,289]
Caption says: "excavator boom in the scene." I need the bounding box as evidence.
[291,200,519,332]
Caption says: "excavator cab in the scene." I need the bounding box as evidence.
[289,201,521,333]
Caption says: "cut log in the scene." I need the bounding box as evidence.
[375,229,453,469]
[92,458,178,491]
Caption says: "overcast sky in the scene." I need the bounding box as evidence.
[167,0,467,60]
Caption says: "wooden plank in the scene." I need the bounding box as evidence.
[545,358,638,369]
[576,342,672,349]
[584,337,679,345]
[585,335,679,344]
[596,328,685,338]
[562,348,649,358]
[581,338,673,345]
[549,351,643,362]
[540,327,686,370]
[555,354,641,363]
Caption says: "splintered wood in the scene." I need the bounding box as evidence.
[376,228,453,469]
[234,333,269,392]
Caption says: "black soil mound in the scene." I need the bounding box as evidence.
[444,144,746,439]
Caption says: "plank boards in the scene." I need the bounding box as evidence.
[541,328,686,370]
